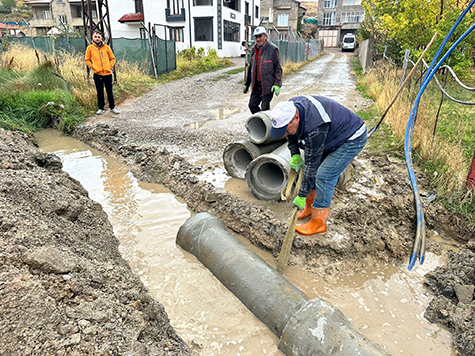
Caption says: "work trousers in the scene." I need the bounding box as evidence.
[248,82,274,114]
[93,73,115,110]
[313,135,367,208]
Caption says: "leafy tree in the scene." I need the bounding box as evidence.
[0,0,16,13]
[361,0,475,71]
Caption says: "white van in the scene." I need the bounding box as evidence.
[341,33,356,52]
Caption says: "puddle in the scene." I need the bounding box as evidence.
[34,128,455,356]
[184,108,242,129]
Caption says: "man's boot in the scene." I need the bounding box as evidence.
[297,190,316,220]
[295,207,330,235]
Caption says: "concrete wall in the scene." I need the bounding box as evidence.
[358,37,374,74]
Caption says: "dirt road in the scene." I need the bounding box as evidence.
[89,48,372,169]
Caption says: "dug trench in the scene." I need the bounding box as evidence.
[70,122,475,354]
[1,54,475,354]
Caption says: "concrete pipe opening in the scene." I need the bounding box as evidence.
[245,111,283,145]
[223,141,255,179]
[223,140,286,179]
[245,144,291,201]
[246,158,287,200]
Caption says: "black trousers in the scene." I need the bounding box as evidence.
[248,82,274,114]
[93,73,115,110]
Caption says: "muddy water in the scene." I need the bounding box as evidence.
[35,129,456,356]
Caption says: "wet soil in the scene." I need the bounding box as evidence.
[1,49,474,355]
[0,129,191,355]
[79,49,475,354]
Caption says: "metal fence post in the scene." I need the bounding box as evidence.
[400,49,411,85]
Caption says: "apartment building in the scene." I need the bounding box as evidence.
[112,0,261,57]
[24,0,95,36]
[317,0,364,47]
[23,0,260,56]
[260,0,306,39]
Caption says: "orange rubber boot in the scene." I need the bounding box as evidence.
[297,190,316,220]
[295,207,330,236]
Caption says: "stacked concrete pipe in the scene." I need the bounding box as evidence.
[245,110,284,145]
[177,212,391,356]
[223,140,285,179]
[223,110,352,200]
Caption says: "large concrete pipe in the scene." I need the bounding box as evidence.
[245,143,292,200]
[245,144,354,201]
[176,213,391,356]
[246,110,284,145]
[223,140,285,179]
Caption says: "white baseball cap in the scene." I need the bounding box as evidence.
[270,101,297,138]
[253,26,267,36]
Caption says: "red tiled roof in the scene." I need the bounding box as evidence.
[118,13,144,23]
[0,23,17,29]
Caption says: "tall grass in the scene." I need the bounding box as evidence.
[355,61,475,223]
[0,44,232,133]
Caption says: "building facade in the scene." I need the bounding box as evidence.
[260,0,306,39]
[24,0,92,36]
[24,0,260,57]
[112,0,261,57]
[317,0,364,47]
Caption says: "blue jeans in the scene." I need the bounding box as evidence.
[313,136,367,208]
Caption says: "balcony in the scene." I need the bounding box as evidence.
[165,8,185,22]
[29,18,54,27]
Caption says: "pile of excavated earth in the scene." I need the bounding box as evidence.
[1,52,474,355]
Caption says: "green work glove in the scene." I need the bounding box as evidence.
[243,84,249,94]
[290,154,303,172]
[271,85,280,96]
[293,196,306,210]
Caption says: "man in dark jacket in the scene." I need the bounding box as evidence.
[244,27,282,114]
[270,96,367,236]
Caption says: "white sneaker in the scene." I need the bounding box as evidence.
[110,108,120,114]
[96,109,105,115]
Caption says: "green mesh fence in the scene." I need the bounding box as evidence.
[244,38,320,64]
[155,36,176,74]
[3,36,176,75]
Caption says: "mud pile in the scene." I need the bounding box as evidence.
[0,129,191,356]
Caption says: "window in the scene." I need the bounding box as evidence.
[223,0,239,11]
[195,17,213,41]
[134,0,143,13]
[170,27,184,42]
[322,12,335,25]
[168,0,184,14]
[71,5,81,18]
[57,0,64,3]
[277,13,289,27]
[43,11,51,20]
[58,15,66,25]
[323,0,337,8]
[255,5,259,18]
[341,11,364,23]
[223,20,239,42]
[245,2,249,15]
[195,0,212,5]
[344,0,354,4]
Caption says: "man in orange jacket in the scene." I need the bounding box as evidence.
[85,30,119,115]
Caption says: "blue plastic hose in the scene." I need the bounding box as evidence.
[405,0,475,270]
